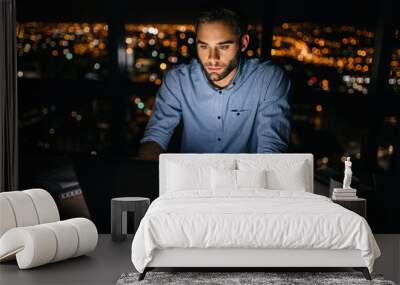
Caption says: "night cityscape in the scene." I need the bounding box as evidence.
[17,21,400,92]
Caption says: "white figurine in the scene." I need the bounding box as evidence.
[342,157,353,189]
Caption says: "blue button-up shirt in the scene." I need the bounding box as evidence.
[140,57,291,153]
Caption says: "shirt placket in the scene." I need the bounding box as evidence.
[215,88,224,152]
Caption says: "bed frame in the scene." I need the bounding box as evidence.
[138,154,371,281]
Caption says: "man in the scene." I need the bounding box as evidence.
[138,8,291,160]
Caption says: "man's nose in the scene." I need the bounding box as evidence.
[208,47,220,62]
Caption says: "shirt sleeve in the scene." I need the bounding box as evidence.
[256,65,291,153]
[140,69,182,151]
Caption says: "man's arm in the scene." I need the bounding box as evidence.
[138,69,182,160]
[137,141,164,160]
[256,65,291,153]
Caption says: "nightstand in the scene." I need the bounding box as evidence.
[332,198,366,219]
[111,197,150,242]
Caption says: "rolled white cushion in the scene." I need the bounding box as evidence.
[42,221,79,262]
[23,189,60,224]
[64,218,98,257]
[0,218,98,269]
[0,191,39,227]
[0,195,17,237]
[0,225,57,269]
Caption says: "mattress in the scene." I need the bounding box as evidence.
[131,189,380,273]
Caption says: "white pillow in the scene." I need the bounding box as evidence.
[167,160,235,191]
[211,168,236,190]
[237,169,267,188]
[238,159,308,191]
[266,166,307,191]
[211,169,267,190]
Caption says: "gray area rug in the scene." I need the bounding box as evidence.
[116,271,396,285]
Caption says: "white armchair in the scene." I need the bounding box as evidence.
[0,188,98,269]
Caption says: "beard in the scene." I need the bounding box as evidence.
[200,51,241,84]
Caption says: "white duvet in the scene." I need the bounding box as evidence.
[131,190,380,273]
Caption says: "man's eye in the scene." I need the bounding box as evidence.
[219,45,230,50]
[199,45,208,49]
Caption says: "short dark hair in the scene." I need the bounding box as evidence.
[194,8,248,38]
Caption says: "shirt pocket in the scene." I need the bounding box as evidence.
[229,108,252,118]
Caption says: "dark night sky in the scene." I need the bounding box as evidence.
[16,0,388,28]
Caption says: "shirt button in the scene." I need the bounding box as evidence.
[217,116,221,119]
[218,90,222,94]
[217,138,221,141]
[237,113,240,116]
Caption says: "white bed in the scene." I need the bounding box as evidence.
[131,154,380,280]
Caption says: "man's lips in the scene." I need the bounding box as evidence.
[207,67,223,72]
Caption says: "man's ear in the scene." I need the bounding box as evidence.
[240,34,250,52]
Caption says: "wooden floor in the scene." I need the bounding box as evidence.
[0,234,399,285]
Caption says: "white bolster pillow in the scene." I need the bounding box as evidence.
[0,189,60,238]
[41,221,79,262]
[0,196,17,237]
[0,218,98,269]
[64,218,98,257]
[0,191,39,228]
[0,225,57,268]
[23,189,60,224]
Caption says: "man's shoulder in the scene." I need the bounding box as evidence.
[247,58,287,78]
[164,59,199,79]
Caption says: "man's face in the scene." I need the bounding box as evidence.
[196,21,242,83]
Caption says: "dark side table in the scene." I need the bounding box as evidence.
[332,198,366,219]
[111,197,150,241]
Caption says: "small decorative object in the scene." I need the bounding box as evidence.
[332,157,358,200]
[342,157,353,189]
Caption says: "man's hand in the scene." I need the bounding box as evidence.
[137,141,164,161]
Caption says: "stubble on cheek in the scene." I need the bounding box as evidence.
[201,54,239,82]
